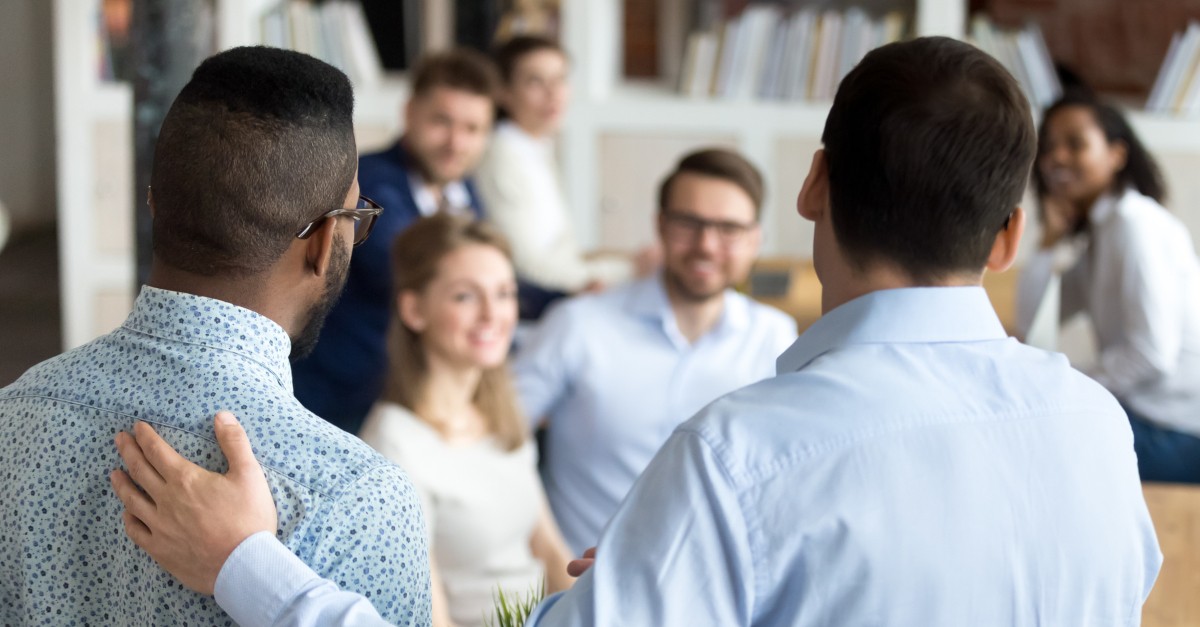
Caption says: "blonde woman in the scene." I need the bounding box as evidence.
[357,213,573,627]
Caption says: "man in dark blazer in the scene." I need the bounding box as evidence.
[292,49,498,434]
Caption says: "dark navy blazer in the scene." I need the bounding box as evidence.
[291,141,485,434]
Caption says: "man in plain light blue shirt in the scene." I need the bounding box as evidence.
[107,37,1159,626]
[514,148,797,553]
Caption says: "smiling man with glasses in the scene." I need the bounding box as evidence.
[511,148,798,555]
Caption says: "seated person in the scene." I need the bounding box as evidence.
[0,47,429,625]
[1017,92,1200,483]
[293,48,498,434]
[109,37,1160,627]
[358,214,574,627]
[475,36,658,318]
[513,148,797,554]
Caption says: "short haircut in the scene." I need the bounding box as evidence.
[150,46,357,278]
[658,148,765,220]
[492,35,565,84]
[821,37,1036,282]
[409,47,500,100]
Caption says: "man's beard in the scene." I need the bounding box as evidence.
[664,256,728,303]
[405,141,459,187]
[290,235,350,360]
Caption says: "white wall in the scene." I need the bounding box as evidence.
[0,0,56,234]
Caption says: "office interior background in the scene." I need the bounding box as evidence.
[1,0,1200,624]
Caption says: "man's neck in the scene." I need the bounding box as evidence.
[664,281,727,344]
[147,263,295,337]
[820,262,982,314]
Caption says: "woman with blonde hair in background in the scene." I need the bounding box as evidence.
[357,213,574,627]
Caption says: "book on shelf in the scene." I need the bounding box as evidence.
[781,9,818,101]
[1147,22,1200,116]
[97,0,134,82]
[676,5,907,103]
[966,16,1061,110]
[259,0,383,88]
[810,11,843,102]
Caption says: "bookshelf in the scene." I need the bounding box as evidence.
[48,0,1200,349]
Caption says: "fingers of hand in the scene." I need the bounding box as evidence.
[121,507,154,550]
[213,411,259,478]
[115,430,166,495]
[110,469,158,527]
[566,558,595,577]
[133,421,189,484]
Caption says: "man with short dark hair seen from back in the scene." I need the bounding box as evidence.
[526,35,1161,626]
[292,48,499,435]
[0,47,430,625]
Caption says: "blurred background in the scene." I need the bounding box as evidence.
[5,0,1200,382]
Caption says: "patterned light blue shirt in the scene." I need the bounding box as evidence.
[0,286,431,626]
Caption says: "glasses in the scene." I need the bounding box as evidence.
[296,195,383,247]
[661,209,756,244]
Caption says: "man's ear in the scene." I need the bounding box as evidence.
[986,207,1026,273]
[797,149,829,222]
[397,291,426,333]
[305,217,339,278]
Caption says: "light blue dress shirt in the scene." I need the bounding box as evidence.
[0,287,431,626]
[527,286,1161,626]
[205,286,1161,627]
[514,275,797,553]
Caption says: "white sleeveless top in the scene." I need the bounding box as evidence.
[358,402,543,627]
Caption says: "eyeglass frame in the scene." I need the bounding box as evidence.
[659,208,758,244]
[295,195,383,247]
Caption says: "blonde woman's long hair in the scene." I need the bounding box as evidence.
[383,213,527,451]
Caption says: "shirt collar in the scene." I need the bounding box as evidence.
[407,172,471,217]
[624,275,751,343]
[122,286,295,390]
[776,286,1007,374]
[1088,188,1126,227]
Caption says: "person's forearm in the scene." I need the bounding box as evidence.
[214,532,392,627]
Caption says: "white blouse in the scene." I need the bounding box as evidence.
[358,402,543,627]
[474,121,633,292]
[1017,188,1200,436]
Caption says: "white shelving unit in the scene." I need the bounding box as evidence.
[53,0,136,349]
[50,0,1200,348]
